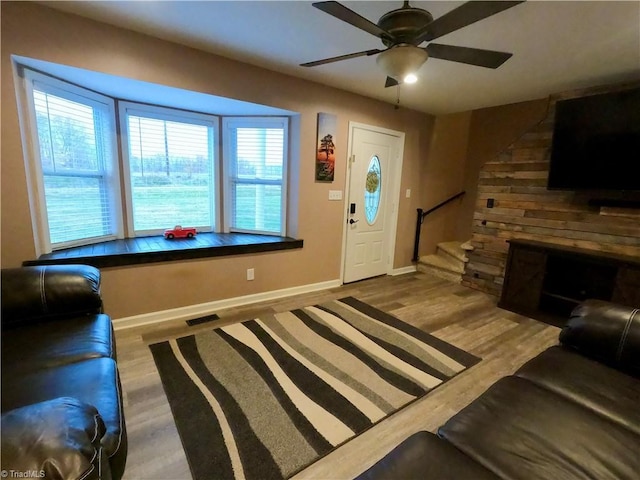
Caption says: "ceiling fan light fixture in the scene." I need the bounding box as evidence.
[403,73,418,84]
[376,44,428,81]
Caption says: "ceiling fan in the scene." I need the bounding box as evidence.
[301,1,524,87]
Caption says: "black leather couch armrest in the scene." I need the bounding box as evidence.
[560,299,640,377]
[0,397,108,480]
[354,431,499,480]
[1,265,103,330]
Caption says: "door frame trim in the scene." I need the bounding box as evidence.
[340,122,406,283]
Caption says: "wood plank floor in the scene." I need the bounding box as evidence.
[115,272,560,480]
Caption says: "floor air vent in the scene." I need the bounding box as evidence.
[186,314,220,326]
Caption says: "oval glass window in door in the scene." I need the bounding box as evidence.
[364,155,381,224]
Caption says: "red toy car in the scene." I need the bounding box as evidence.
[164,225,197,239]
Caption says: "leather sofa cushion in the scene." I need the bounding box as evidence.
[515,346,640,435]
[1,358,126,480]
[438,376,640,480]
[2,314,115,374]
[1,265,102,329]
[1,397,106,480]
[354,431,499,480]
[561,300,640,377]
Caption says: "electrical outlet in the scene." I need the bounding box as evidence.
[247,268,255,281]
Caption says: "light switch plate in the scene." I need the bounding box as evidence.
[329,190,343,201]
[405,189,411,198]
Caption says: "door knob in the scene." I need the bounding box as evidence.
[349,218,359,224]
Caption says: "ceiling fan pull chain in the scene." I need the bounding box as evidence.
[395,84,401,110]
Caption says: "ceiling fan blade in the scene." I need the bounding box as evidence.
[300,49,383,67]
[415,1,524,43]
[426,43,513,68]
[312,1,391,39]
[385,76,399,88]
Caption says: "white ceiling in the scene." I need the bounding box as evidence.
[42,1,640,115]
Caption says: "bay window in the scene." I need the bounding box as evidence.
[20,69,291,255]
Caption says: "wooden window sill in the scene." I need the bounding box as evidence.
[23,233,303,269]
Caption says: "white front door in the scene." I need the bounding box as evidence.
[343,124,404,283]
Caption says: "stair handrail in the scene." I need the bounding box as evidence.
[412,191,465,262]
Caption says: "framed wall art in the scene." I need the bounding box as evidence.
[315,112,336,182]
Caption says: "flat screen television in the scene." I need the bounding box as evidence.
[547,87,640,199]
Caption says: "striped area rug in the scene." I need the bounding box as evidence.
[150,297,480,480]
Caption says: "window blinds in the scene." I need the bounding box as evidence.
[231,127,285,234]
[32,89,114,246]
[126,114,215,232]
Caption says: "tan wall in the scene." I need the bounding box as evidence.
[418,112,471,256]
[457,98,550,240]
[1,3,447,319]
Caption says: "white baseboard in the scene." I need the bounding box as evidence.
[112,279,342,331]
[390,265,417,276]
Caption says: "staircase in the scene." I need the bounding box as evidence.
[417,241,474,283]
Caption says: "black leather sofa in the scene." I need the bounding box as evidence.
[357,299,640,479]
[1,265,127,480]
